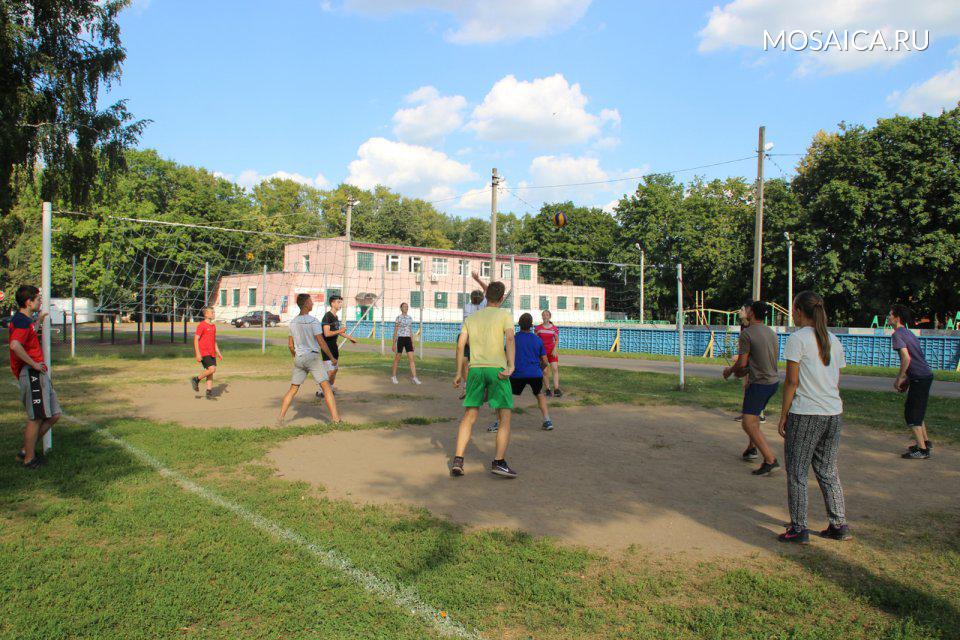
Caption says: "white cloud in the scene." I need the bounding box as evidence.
[454,184,496,212]
[513,155,648,210]
[887,62,960,114]
[215,170,330,191]
[345,137,476,200]
[343,0,592,44]
[698,0,960,74]
[466,74,617,146]
[392,86,468,144]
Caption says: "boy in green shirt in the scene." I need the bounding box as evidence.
[451,281,517,478]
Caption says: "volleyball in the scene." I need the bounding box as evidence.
[246,252,255,260]
[554,211,567,228]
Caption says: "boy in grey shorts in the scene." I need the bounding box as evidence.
[279,293,340,424]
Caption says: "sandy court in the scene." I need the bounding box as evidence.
[126,368,461,428]
[124,368,960,559]
[266,404,960,559]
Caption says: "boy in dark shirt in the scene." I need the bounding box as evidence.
[889,305,935,459]
[319,295,357,396]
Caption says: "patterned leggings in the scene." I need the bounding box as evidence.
[784,413,847,530]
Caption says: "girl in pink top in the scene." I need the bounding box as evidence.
[534,310,562,397]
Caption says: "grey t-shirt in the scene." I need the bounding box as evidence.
[288,313,324,358]
[739,322,779,385]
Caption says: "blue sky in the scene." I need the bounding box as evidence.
[109,0,960,217]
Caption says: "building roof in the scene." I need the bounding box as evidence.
[349,241,539,263]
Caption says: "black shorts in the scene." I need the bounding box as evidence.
[200,355,217,369]
[510,377,543,396]
[904,376,933,427]
[396,336,414,353]
[459,334,470,360]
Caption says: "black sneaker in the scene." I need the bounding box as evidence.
[553,388,563,398]
[778,526,809,544]
[902,448,930,459]
[23,456,46,470]
[752,459,780,476]
[16,449,26,461]
[909,440,934,453]
[191,376,200,392]
[486,421,499,433]
[741,446,759,461]
[759,412,767,423]
[491,459,517,478]
[545,389,553,398]
[450,456,464,477]
[542,420,553,431]
[819,524,853,541]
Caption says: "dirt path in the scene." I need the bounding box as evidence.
[124,369,960,560]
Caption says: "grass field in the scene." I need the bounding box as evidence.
[2,341,959,639]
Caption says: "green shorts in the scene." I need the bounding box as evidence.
[463,367,514,410]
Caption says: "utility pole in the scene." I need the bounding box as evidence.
[342,199,357,323]
[636,243,645,323]
[785,232,794,327]
[70,255,76,359]
[261,264,267,354]
[490,168,499,281]
[41,203,52,452]
[752,126,765,301]
[677,263,685,390]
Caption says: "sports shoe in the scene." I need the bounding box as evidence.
[450,456,464,477]
[553,388,563,398]
[458,391,466,400]
[16,449,26,461]
[759,412,767,423]
[778,526,809,544]
[741,446,759,461]
[733,414,743,421]
[902,448,930,460]
[752,459,780,476]
[908,440,934,453]
[819,524,853,541]
[542,420,553,431]
[412,377,422,385]
[491,459,517,478]
[316,390,324,398]
[191,376,200,392]
[391,376,399,384]
[23,455,46,470]
[486,421,499,433]
[545,389,553,397]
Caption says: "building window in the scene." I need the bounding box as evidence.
[432,257,448,275]
[519,264,531,280]
[539,296,550,311]
[457,292,466,309]
[557,296,567,310]
[458,259,469,276]
[326,288,341,304]
[574,297,584,311]
[219,289,226,306]
[520,295,531,310]
[410,291,422,309]
[232,289,240,307]
[591,297,600,311]
[248,288,257,307]
[409,256,422,273]
[434,292,448,309]
[501,263,512,279]
[303,255,310,272]
[387,254,400,272]
[480,261,490,277]
[357,251,374,271]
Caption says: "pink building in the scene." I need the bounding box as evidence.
[213,237,606,324]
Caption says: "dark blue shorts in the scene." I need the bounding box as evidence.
[742,382,779,416]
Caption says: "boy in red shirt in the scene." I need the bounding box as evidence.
[9,285,61,469]
[191,306,222,398]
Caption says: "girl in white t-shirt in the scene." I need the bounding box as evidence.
[777,290,850,545]
[391,302,420,385]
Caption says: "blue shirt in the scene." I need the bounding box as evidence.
[891,327,933,379]
[512,331,546,379]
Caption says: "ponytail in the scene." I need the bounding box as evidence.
[794,291,831,366]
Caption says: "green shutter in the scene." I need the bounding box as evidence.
[457,293,465,309]
[520,295,531,310]
[539,296,549,310]
[434,292,448,309]
[574,297,584,310]
[519,264,531,280]
[248,288,257,306]
[410,291,421,309]
[232,289,240,307]
[219,290,226,306]
[357,252,374,271]
[557,296,567,310]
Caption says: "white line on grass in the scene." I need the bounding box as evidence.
[13,384,483,640]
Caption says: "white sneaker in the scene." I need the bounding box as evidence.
[391,376,399,384]
[412,377,422,385]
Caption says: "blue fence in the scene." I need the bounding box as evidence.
[346,321,960,371]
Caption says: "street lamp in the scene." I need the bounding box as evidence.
[784,231,793,328]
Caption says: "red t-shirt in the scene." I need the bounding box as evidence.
[195,321,217,357]
[534,323,559,353]
[9,312,43,378]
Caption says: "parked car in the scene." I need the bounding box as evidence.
[232,311,281,328]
